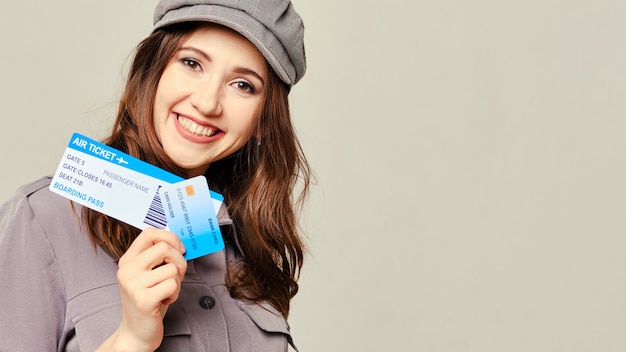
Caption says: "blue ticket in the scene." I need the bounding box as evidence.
[49,132,224,259]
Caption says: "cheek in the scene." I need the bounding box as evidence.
[237,113,260,140]
[243,104,264,133]
[153,80,169,112]
[153,83,173,128]
[152,105,169,146]
[153,67,178,112]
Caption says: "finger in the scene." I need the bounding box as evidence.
[122,228,185,261]
[130,241,187,278]
[141,269,182,306]
[150,277,181,306]
[139,227,185,254]
[118,267,181,312]
[139,263,182,289]
[117,248,187,295]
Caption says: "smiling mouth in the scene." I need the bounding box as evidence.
[177,115,220,137]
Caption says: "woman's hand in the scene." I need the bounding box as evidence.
[97,228,187,352]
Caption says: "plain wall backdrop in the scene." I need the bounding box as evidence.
[2,1,626,351]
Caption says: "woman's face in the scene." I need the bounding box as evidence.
[153,25,267,176]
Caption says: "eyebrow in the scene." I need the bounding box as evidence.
[178,46,266,86]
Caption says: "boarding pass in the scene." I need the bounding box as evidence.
[49,132,224,259]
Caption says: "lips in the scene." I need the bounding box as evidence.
[177,115,219,137]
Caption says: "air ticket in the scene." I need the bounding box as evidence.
[49,132,224,259]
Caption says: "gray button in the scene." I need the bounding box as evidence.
[199,296,216,310]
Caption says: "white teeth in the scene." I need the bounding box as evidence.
[177,115,215,137]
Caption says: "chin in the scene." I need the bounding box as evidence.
[176,161,210,176]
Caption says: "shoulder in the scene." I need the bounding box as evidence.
[0,176,88,258]
[2,176,52,204]
[1,177,74,230]
[1,177,50,225]
[0,177,70,350]
[2,176,59,211]
[22,176,68,211]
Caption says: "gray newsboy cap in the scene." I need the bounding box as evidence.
[153,0,306,87]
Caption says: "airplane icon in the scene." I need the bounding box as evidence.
[117,157,129,165]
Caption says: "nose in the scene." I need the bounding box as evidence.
[190,79,223,116]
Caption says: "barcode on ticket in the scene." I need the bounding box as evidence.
[143,187,167,229]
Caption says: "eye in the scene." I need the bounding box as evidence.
[232,80,256,94]
[180,58,202,72]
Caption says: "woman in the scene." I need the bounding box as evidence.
[0,0,310,351]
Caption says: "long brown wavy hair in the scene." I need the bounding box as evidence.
[83,22,310,317]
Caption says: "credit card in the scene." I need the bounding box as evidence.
[49,132,224,259]
[159,177,224,259]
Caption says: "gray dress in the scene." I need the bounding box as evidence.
[0,177,295,351]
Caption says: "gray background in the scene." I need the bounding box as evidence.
[2,1,626,351]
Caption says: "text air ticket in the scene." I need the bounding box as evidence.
[49,132,224,259]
